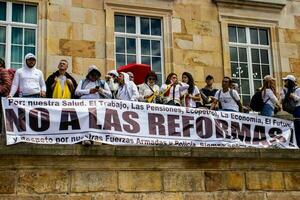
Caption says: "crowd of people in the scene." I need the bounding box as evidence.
[0,53,299,144]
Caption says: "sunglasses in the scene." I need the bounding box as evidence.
[148,78,156,81]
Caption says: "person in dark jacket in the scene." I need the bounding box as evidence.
[45,60,77,99]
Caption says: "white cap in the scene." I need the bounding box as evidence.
[108,70,119,77]
[87,65,100,74]
[282,75,296,82]
[263,75,275,81]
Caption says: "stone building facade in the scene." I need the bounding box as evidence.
[0,0,299,102]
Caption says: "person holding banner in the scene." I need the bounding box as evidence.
[160,73,189,106]
[105,70,119,99]
[8,53,46,98]
[201,75,218,109]
[116,72,139,101]
[138,71,160,103]
[211,76,243,112]
[181,72,202,108]
[75,65,112,99]
[45,60,77,99]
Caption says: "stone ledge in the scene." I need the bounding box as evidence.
[0,144,299,159]
[213,0,286,9]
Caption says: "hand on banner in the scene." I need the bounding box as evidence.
[40,91,46,97]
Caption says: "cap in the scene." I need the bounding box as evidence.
[108,70,119,77]
[87,65,100,74]
[282,75,296,82]
[263,75,275,81]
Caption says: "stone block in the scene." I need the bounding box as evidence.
[0,196,41,200]
[289,58,300,74]
[175,39,193,50]
[49,0,72,6]
[44,195,92,200]
[186,20,213,36]
[118,171,162,192]
[295,16,300,29]
[279,43,299,58]
[83,24,103,41]
[163,171,205,192]
[214,192,244,200]
[284,172,300,190]
[72,0,82,7]
[71,23,83,40]
[284,29,300,43]
[48,21,72,39]
[266,192,300,200]
[162,193,184,200]
[48,5,60,21]
[184,192,214,200]
[0,171,15,194]
[84,9,97,25]
[71,7,86,23]
[59,6,71,22]
[47,38,60,55]
[205,171,244,192]
[82,0,103,10]
[172,18,182,33]
[59,39,95,58]
[17,170,68,194]
[246,172,284,191]
[70,171,117,192]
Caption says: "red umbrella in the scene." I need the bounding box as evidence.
[117,63,151,85]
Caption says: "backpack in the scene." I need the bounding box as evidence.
[282,88,297,114]
[250,89,268,112]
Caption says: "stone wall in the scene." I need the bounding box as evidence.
[0,144,300,200]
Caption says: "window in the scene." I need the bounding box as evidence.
[0,1,37,69]
[114,14,163,84]
[228,25,272,105]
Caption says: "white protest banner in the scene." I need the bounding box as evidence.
[1,98,297,148]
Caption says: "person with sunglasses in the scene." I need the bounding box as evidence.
[138,71,160,103]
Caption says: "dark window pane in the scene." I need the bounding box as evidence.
[231,62,239,78]
[252,64,261,79]
[151,40,161,56]
[240,63,249,78]
[126,16,136,33]
[151,18,161,36]
[241,79,250,94]
[24,47,35,57]
[260,49,269,64]
[157,74,162,86]
[253,80,262,91]
[228,26,237,42]
[115,15,125,32]
[11,63,22,69]
[12,27,23,45]
[115,37,125,53]
[250,28,258,44]
[230,47,238,62]
[141,17,150,35]
[237,27,246,43]
[0,2,6,21]
[0,26,5,43]
[127,55,136,64]
[126,38,136,54]
[238,48,247,62]
[259,29,269,45]
[251,48,259,63]
[152,57,161,72]
[11,46,23,63]
[141,56,151,65]
[12,3,23,22]
[242,95,250,106]
[0,44,5,59]
[141,39,150,55]
[116,54,125,68]
[261,65,270,77]
[25,5,37,24]
[24,29,36,46]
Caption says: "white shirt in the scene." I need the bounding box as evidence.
[75,79,112,99]
[9,67,46,96]
[160,82,189,105]
[280,87,300,107]
[262,88,278,109]
[214,89,240,111]
[116,83,139,101]
[58,75,66,93]
[184,86,200,108]
[138,83,160,102]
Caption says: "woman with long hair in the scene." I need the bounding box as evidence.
[261,75,281,117]
[160,73,189,106]
[181,72,202,108]
[138,71,160,103]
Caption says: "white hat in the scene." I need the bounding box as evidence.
[108,70,119,77]
[87,65,100,74]
[282,75,296,82]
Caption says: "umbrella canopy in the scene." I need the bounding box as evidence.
[117,63,151,85]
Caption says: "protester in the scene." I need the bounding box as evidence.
[261,75,281,117]
[105,70,119,99]
[181,72,202,108]
[160,73,189,106]
[8,53,46,98]
[0,58,11,98]
[116,72,139,101]
[75,65,111,99]
[280,75,300,144]
[201,75,218,108]
[127,72,134,82]
[211,76,243,112]
[45,60,77,99]
[138,71,160,103]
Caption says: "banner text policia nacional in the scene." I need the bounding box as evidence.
[1,98,297,148]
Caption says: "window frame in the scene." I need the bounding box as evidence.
[0,1,38,69]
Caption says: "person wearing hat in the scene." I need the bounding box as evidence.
[116,72,139,101]
[260,75,281,117]
[75,65,111,99]
[8,53,46,98]
[280,75,300,144]
[105,70,119,99]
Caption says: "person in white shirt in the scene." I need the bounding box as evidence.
[261,75,281,117]
[211,76,243,112]
[181,72,201,108]
[138,71,160,103]
[160,73,189,106]
[116,72,139,101]
[105,70,119,99]
[75,65,111,99]
[8,53,46,98]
